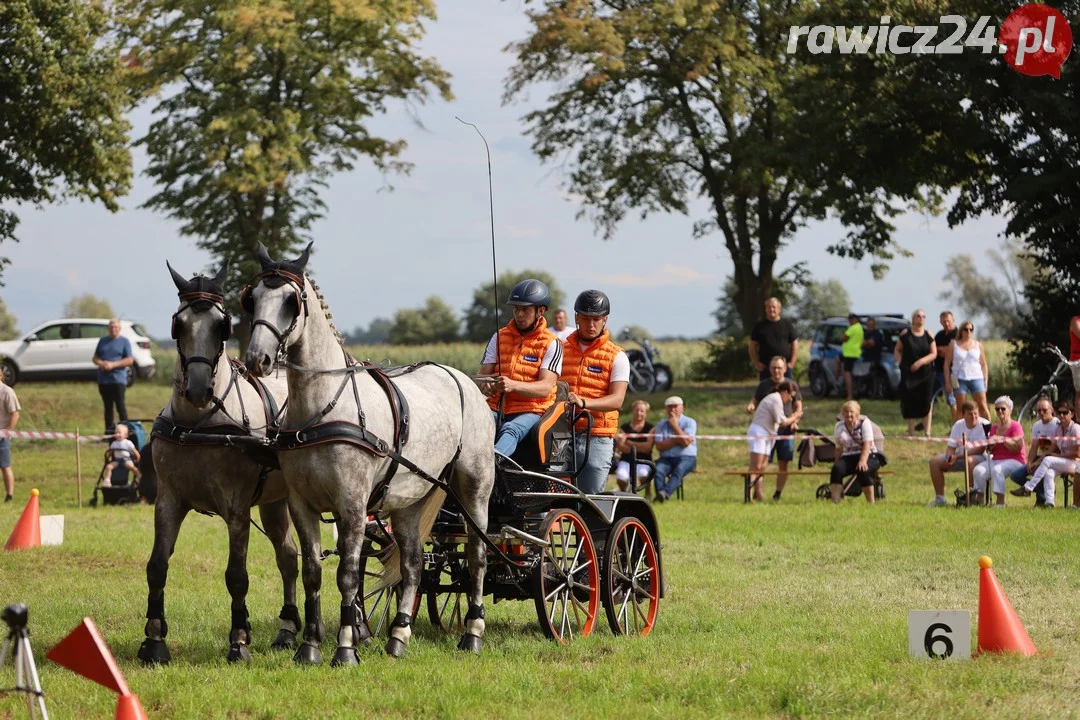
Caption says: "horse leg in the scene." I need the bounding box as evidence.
[457,498,489,654]
[330,511,368,667]
[138,488,189,666]
[383,505,424,659]
[224,512,254,662]
[258,500,300,651]
[289,495,325,665]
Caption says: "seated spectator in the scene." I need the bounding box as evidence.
[103,424,142,488]
[747,356,803,501]
[830,400,882,504]
[746,380,799,503]
[1008,397,1059,506]
[1011,400,1080,508]
[614,399,654,491]
[652,396,696,502]
[927,400,989,507]
[971,396,1026,507]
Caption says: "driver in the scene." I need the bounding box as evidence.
[478,279,562,457]
[560,290,630,494]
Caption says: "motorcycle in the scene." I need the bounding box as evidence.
[622,329,674,394]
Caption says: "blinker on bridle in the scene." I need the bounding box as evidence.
[243,268,309,367]
[172,290,232,376]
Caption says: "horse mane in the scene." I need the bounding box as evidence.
[306,273,344,346]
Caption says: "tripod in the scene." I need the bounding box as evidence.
[0,604,48,719]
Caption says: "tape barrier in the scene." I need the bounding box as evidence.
[0,430,110,442]
[621,432,1078,449]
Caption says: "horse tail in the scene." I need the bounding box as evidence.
[376,486,447,588]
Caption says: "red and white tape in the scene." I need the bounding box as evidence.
[0,430,110,441]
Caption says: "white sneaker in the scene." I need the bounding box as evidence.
[928,497,947,507]
[993,504,1005,510]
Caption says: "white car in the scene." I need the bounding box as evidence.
[0,318,157,387]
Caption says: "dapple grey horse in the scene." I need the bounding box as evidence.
[138,263,299,665]
[242,243,495,664]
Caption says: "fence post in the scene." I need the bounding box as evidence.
[962,431,970,506]
[76,427,82,509]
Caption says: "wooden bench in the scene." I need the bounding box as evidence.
[719,470,896,503]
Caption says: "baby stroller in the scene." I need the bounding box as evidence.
[798,425,888,501]
[90,420,148,507]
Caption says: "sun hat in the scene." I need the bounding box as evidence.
[664,396,683,407]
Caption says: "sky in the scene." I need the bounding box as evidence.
[2,0,1012,341]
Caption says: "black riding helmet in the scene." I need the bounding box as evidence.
[574,289,610,317]
[507,279,551,308]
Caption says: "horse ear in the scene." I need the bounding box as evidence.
[212,262,229,290]
[256,242,274,269]
[167,261,192,293]
[292,241,313,270]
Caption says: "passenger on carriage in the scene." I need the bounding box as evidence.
[478,279,563,457]
[560,290,630,494]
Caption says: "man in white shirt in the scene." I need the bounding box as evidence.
[551,308,574,341]
[1012,400,1080,508]
[1008,398,1059,506]
[927,401,989,507]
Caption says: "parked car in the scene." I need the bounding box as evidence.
[807,315,910,399]
[0,319,156,387]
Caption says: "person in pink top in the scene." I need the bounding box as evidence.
[970,395,1026,507]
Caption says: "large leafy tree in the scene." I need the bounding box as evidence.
[120,0,452,305]
[504,0,978,334]
[388,296,460,345]
[462,269,565,342]
[0,298,18,340]
[0,0,132,279]
[938,239,1036,338]
[63,293,115,319]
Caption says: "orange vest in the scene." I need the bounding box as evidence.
[561,330,623,437]
[486,317,557,415]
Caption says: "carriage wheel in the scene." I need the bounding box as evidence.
[355,522,420,638]
[425,536,468,635]
[532,509,599,644]
[601,517,659,637]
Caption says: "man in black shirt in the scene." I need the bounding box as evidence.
[933,311,958,421]
[862,318,885,366]
[748,297,798,380]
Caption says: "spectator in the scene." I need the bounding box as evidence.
[933,311,959,422]
[1070,314,1080,411]
[551,308,574,341]
[747,356,803,501]
[1008,397,1059,506]
[478,279,561,457]
[971,395,1026,507]
[0,372,20,502]
[834,313,864,401]
[862,317,884,366]
[1011,400,1080,508]
[927,400,989,507]
[944,320,990,421]
[652,396,697,502]
[93,319,134,434]
[102,424,142,488]
[562,290,629,494]
[895,309,937,437]
[614,399,654,492]
[749,297,797,380]
[830,400,882,504]
[745,380,799,503]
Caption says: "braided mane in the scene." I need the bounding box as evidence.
[306,273,344,346]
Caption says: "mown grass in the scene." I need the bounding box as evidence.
[0,378,1075,719]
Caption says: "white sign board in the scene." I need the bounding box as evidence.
[908,610,971,660]
[39,515,65,547]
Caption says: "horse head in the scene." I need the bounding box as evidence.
[243,242,313,377]
[168,261,231,406]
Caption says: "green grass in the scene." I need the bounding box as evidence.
[0,380,1076,719]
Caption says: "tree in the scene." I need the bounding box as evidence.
[344,317,393,345]
[938,239,1036,338]
[790,279,852,338]
[0,0,132,279]
[712,265,806,338]
[63,294,115,319]
[462,270,565,342]
[120,0,452,309]
[504,1,975,335]
[388,297,460,345]
[0,298,17,340]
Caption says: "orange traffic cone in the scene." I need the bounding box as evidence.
[114,693,148,720]
[5,488,41,550]
[47,617,148,718]
[977,555,1036,656]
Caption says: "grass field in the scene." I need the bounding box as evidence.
[1,375,1076,719]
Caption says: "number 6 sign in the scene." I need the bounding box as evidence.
[908,611,971,660]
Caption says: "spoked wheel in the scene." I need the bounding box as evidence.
[601,517,659,636]
[815,483,831,501]
[425,535,469,634]
[532,509,599,644]
[355,520,420,638]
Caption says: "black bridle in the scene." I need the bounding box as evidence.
[172,291,232,375]
[241,269,309,367]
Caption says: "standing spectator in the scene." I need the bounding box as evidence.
[944,320,990,421]
[749,297,797,380]
[1009,398,1059,506]
[971,396,1026,508]
[1070,314,1080,411]
[745,381,799,503]
[614,399,654,492]
[551,308,574,341]
[933,311,959,422]
[862,317,885,367]
[895,309,937,437]
[747,356,803,501]
[93,319,134,434]
[652,396,697,502]
[1012,401,1080,508]
[0,372,20,502]
[830,400,882,504]
[834,313,864,401]
[927,401,989,507]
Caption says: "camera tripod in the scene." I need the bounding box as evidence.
[0,604,48,719]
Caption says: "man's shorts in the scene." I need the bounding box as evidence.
[770,427,794,463]
[0,438,10,469]
[841,356,857,372]
[934,372,957,406]
[936,453,987,471]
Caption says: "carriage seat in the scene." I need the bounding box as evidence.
[509,381,574,471]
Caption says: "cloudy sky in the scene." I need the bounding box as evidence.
[3,0,1009,340]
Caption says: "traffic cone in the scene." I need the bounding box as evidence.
[976,555,1036,656]
[5,488,41,550]
[47,617,148,719]
[114,693,148,720]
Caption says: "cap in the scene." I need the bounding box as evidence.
[664,396,683,407]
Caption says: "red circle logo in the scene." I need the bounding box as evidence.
[1000,4,1073,78]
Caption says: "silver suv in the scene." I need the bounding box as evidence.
[0,319,156,387]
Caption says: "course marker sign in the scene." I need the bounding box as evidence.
[908,610,971,660]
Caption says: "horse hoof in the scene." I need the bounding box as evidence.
[137,638,171,667]
[293,642,322,665]
[457,633,483,655]
[384,637,407,659]
[270,629,298,651]
[227,642,252,663]
[330,646,360,667]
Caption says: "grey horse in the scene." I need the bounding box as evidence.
[138,263,300,665]
[242,243,495,664]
